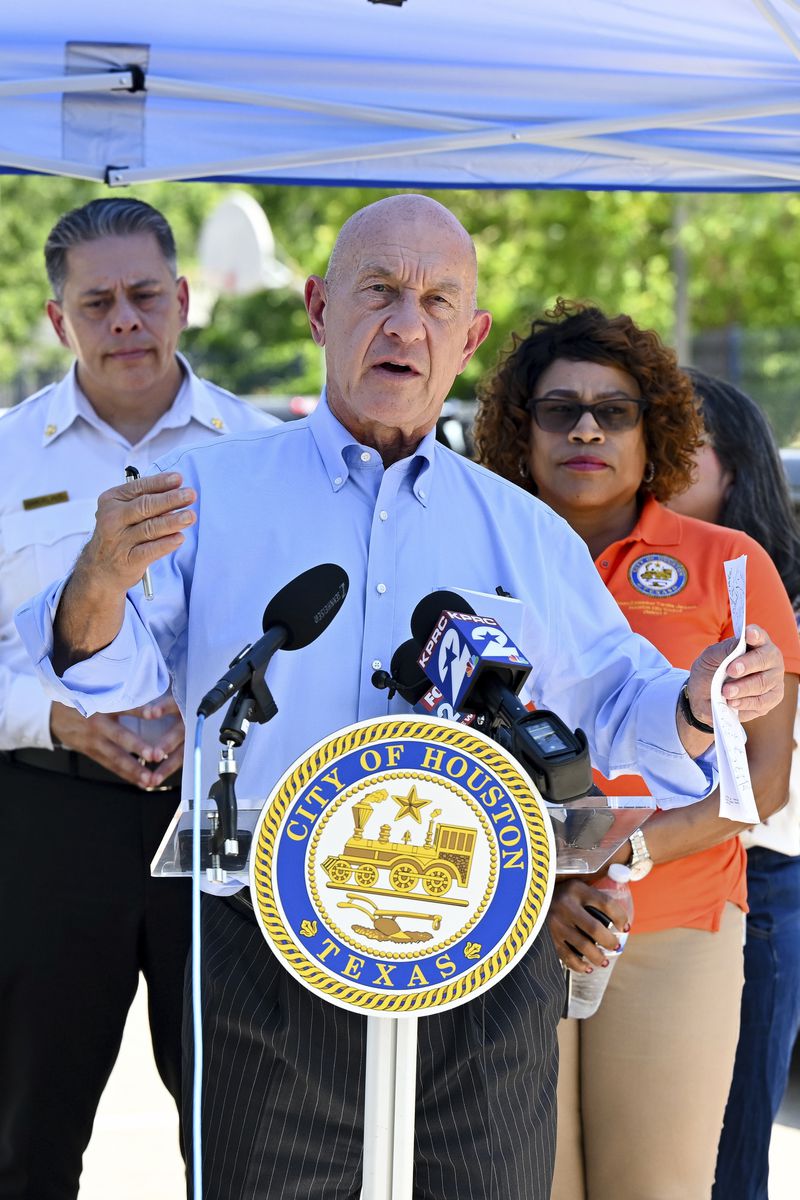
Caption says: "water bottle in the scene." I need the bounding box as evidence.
[567,863,634,1019]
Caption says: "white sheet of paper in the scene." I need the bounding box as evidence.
[712,555,758,822]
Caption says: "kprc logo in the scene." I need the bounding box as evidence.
[417,613,532,710]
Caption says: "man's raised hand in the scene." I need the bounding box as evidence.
[53,472,196,674]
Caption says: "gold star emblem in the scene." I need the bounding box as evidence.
[392,785,431,823]
[44,424,57,437]
[210,417,224,430]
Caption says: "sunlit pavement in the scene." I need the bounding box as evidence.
[78,983,184,1200]
[78,980,800,1199]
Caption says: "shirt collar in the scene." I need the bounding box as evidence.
[41,363,83,446]
[307,390,436,505]
[41,354,228,448]
[157,354,231,435]
[624,495,683,548]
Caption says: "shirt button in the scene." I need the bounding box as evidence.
[372,659,382,670]
[360,451,371,463]
[418,489,426,499]
[379,510,389,521]
[600,560,609,568]
[334,476,343,486]
[376,583,387,595]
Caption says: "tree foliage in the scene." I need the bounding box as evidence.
[2,175,800,438]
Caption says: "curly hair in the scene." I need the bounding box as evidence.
[473,298,702,503]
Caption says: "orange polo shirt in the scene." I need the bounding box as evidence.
[592,498,800,934]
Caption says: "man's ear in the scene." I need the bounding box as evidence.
[305,275,328,347]
[457,309,493,375]
[45,300,71,350]
[176,276,190,329]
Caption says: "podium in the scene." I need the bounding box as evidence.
[153,714,653,1200]
[152,793,654,885]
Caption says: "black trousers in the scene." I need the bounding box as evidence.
[185,893,564,1200]
[0,756,190,1200]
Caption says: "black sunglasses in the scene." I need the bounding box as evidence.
[527,397,649,433]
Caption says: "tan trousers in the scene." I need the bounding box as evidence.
[553,902,745,1200]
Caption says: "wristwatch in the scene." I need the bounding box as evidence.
[679,684,715,735]
[627,827,653,880]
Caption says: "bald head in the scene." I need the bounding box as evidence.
[304,192,491,467]
[327,194,478,305]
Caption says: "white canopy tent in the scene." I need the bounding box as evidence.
[2,0,800,191]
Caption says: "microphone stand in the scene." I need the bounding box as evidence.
[207,660,278,881]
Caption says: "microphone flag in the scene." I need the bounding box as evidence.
[416,612,532,713]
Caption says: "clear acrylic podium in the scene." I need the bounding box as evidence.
[152,791,654,1200]
[151,793,656,884]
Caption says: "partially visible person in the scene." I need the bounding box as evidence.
[473,300,800,1200]
[0,197,278,1199]
[668,369,800,1200]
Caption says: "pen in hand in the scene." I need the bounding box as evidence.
[124,465,155,601]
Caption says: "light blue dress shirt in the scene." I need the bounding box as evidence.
[16,396,713,822]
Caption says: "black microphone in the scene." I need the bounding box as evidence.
[372,638,431,704]
[412,587,530,711]
[409,589,476,646]
[410,589,591,800]
[409,586,532,727]
[197,563,349,718]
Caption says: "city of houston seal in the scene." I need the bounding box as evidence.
[250,716,555,1016]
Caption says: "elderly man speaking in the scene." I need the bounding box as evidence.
[17,195,784,1200]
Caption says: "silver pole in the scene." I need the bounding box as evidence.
[362,1017,397,1200]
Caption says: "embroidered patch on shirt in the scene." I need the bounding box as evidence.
[628,553,688,597]
[22,491,69,511]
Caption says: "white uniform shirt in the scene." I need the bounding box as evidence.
[0,354,278,750]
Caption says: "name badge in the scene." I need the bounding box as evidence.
[22,491,69,511]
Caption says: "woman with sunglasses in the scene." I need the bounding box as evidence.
[667,370,800,1200]
[473,299,799,1200]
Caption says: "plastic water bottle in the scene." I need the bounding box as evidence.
[567,863,634,1019]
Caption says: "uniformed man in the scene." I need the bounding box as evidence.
[0,197,277,1199]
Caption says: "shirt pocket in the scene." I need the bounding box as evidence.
[0,497,98,610]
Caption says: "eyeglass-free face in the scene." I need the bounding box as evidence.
[525,358,649,533]
[528,396,649,433]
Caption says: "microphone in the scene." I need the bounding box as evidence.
[372,636,477,723]
[409,589,476,645]
[372,638,430,705]
[196,562,349,717]
[410,589,591,800]
[411,590,531,714]
[374,591,478,711]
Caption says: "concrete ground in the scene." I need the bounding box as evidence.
[78,980,800,1198]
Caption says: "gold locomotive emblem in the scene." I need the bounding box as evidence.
[321,787,477,906]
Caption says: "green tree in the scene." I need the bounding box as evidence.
[0,176,233,393]
[2,177,800,438]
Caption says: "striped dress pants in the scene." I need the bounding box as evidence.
[183,893,564,1200]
